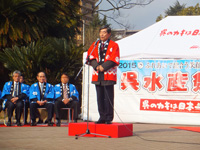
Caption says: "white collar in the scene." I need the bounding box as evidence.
[101,39,109,44]
[39,82,44,86]
[62,83,67,86]
[14,81,19,85]
[62,83,68,89]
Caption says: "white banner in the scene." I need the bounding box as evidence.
[82,59,200,125]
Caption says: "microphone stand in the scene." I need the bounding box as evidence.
[75,39,111,139]
[74,39,99,81]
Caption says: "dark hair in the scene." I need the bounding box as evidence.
[99,25,111,34]
[61,72,70,78]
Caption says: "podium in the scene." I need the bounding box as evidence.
[68,122,133,138]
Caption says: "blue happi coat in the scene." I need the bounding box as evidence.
[24,84,30,97]
[0,90,2,105]
[54,83,79,101]
[23,84,30,101]
[2,81,29,98]
[1,81,29,109]
[29,82,54,103]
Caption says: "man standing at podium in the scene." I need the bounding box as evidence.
[87,25,120,124]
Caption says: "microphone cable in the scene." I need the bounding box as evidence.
[104,85,200,145]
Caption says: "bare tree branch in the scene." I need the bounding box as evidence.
[99,12,128,29]
[96,0,154,12]
[107,0,118,10]
[95,0,154,29]
[93,0,103,12]
[82,0,154,19]
[82,0,154,29]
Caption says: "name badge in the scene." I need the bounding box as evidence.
[33,92,37,95]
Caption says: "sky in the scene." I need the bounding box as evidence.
[98,0,199,30]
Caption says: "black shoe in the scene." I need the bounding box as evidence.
[74,120,77,123]
[105,121,112,124]
[44,119,48,124]
[56,120,61,127]
[31,121,37,126]
[48,121,54,126]
[7,121,11,126]
[24,121,29,125]
[37,119,43,124]
[17,122,22,126]
[95,120,105,124]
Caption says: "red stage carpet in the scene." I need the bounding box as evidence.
[0,124,68,127]
[171,126,200,133]
[68,122,133,138]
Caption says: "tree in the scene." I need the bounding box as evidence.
[0,0,82,89]
[156,14,163,22]
[0,37,83,86]
[84,13,109,50]
[156,1,185,21]
[155,1,200,22]
[41,0,81,40]
[0,0,81,50]
[0,0,45,49]
[93,0,154,28]
[165,1,185,16]
[177,3,200,15]
[95,0,154,11]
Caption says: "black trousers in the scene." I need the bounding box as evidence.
[24,100,29,122]
[24,100,42,122]
[6,100,24,122]
[30,103,54,121]
[54,100,79,121]
[0,99,3,112]
[95,84,114,122]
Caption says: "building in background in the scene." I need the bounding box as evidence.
[77,0,98,45]
[112,29,140,41]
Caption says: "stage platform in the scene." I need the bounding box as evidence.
[68,122,133,138]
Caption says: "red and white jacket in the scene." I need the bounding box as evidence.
[87,40,120,82]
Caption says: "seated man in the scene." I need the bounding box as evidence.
[54,73,79,126]
[1,70,28,126]
[20,75,46,124]
[29,72,54,126]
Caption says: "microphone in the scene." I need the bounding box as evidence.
[94,38,100,45]
[87,38,99,63]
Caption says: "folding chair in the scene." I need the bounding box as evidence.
[54,108,74,124]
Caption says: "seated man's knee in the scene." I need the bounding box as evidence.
[7,101,15,108]
[73,101,79,106]
[30,103,37,109]
[48,103,54,108]
[17,101,24,108]
[54,100,60,106]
